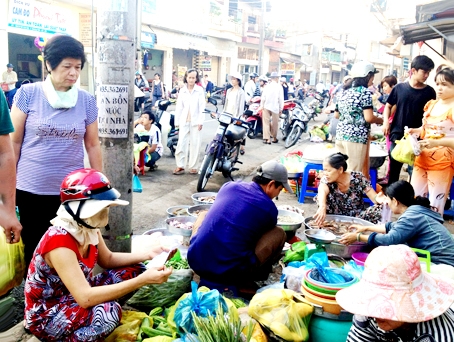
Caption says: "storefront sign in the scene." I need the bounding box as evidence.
[177,66,187,82]
[198,56,212,71]
[280,63,295,75]
[79,13,93,47]
[97,84,129,138]
[8,0,75,36]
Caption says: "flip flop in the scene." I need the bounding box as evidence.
[173,168,185,175]
[189,169,198,174]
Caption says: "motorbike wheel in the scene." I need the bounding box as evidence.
[197,153,216,192]
[247,123,258,139]
[284,125,303,148]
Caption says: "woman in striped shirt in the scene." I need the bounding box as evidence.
[10,35,102,269]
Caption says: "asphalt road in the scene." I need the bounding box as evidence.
[131,104,322,235]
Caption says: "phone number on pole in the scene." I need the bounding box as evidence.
[97,84,129,138]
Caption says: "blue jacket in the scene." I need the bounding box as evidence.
[368,205,454,266]
[188,181,277,282]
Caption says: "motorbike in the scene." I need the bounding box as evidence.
[197,110,249,192]
[279,100,297,140]
[284,102,311,148]
[244,96,263,139]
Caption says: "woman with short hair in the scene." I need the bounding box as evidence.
[10,35,102,267]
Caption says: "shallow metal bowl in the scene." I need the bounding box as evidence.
[191,192,217,205]
[165,216,197,237]
[277,209,304,232]
[304,229,337,244]
[187,204,212,217]
[166,205,191,218]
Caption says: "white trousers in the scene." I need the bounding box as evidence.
[175,123,202,170]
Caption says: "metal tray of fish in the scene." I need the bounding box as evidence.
[304,214,376,237]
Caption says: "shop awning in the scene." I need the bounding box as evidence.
[400,17,454,44]
[280,56,303,65]
[141,25,157,49]
[379,34,400,47]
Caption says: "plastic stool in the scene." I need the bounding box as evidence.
[369,168,377,191]
[298,162,323,203]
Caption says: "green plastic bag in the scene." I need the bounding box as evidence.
[283,241,306,263]
[0,229,25,296]
[126,269,193,310]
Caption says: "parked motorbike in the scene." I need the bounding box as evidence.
[244,96,263,139]
[284,103,310,148]
[197,110,249,192]
[279,100,297,140]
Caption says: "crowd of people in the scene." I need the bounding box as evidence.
[2,32,454,341]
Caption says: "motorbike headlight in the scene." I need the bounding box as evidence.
[218,113,232,124]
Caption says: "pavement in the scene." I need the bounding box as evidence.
[130,107,454,235]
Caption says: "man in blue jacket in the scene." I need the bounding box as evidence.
[188,160,290,290]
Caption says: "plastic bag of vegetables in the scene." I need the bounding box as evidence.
[126,268,193,310]
[0,228,25,296]
[248,289,313,342]
[167,281,239,336]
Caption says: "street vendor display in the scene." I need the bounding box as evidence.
[188,160,290,292]
[24,169,172,341]
[336,245,454,341]
[313,153,384,225]
[338,180,454,270]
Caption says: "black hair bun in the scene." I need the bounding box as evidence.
[336,152,348,161]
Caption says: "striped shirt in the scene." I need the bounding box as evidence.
[14,83,98,195]
[347,310,454,342]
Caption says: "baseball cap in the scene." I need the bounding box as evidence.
[6,63,13,68]
[257,160,293,193]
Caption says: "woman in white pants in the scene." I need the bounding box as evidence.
[173,69,206,175]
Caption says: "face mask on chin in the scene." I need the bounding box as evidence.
[43,74,79,109]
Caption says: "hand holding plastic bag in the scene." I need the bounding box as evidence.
[0,228,25,296]
[391,127,419,166]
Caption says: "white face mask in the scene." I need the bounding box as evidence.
[50,208,111,248]
[43,75,79,108]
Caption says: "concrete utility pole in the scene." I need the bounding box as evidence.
[258,0,266,75]
[97,0,137,252]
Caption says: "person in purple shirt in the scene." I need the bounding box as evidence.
[188,160,291,291]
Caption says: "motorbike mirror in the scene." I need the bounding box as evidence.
[208,97,218,106]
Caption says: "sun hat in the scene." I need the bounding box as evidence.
[257,160,293,193]
[269,71,280,78]
[6,63,13,68]
[336,245,454,323]
[230,71,243,81]
[280,77,287,82]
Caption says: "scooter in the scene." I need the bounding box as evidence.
[284,103,310,148]
[244,96,263,139]
[279,100,297,140]
[197,109,249,192]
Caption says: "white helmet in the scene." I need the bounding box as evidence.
[259,75,268,82]
[350,61,377,78]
